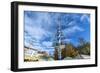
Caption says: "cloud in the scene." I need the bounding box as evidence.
[67,21,77,26]
[72,26,84,31]
[63,38,71,42]
[42,41,53,47]
[24,40,30,47]
[81,14,90,23]
[25,26,45,40]
[63,25,84,35]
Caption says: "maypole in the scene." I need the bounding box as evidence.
[54,17,65,60]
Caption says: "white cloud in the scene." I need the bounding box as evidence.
[63,38,71,42]
[81,14,90,23]
[24,40,30,47]
[72,26,84,31]
[63,25,84,35]
[67,21,76,26]
[42,41,53,47]
[25,25,47,40]
[25,12,55,41]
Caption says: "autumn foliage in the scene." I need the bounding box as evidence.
[61,43,79,59]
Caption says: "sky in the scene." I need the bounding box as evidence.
[24,11,90,56]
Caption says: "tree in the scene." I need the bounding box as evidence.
[62,43,79,58]
[78,38,86,46]
[54,48,59,60]
[78,38,90,55]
